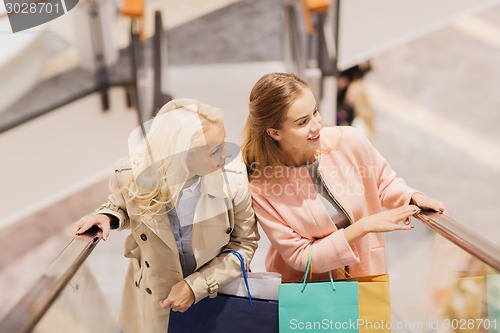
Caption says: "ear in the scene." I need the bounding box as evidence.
[266,128,281,141]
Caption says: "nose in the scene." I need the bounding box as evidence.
[311,115,322,132]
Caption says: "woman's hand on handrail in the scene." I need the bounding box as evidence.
[72,214,111,241]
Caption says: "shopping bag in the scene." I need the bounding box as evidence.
[344,273,391,333]
[168,294,278,333]
[219,271,282,300]
[441,275,487,333]
[279,245,360,333]
[168,250,279,333]
[279,279,359,332]
[487,274,500,333]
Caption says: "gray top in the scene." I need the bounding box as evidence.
[167,176,201,277]
[305,157,350,229]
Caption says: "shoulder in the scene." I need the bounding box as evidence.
[223,154,250,197]
[247,172,288,203]
[112,158,133,187]
[339,125,368,142]
[319,126,352,150]
[223,155,247,175]
[339,126,376,157]
[319,127,380,170]
[320,125,341,138]
[113,158,132,172]
[321,125,364,142]
[321,126,372,152]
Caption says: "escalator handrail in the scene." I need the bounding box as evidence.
[0,226,101,333]
[415,210,500,272]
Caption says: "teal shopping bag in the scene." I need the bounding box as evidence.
[278,245,360,333]
[487,274,500,333]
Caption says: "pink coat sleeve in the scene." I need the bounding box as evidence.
[252,193,360,273]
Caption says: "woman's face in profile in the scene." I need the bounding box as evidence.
[185,121,231,177]
[270,88,323,157]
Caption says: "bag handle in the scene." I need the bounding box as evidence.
[301,243,336,292]
[337,266,353,279]
[222,249,253,308]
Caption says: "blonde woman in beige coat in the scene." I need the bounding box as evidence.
[72,99,259,333]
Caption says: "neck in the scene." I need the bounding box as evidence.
[280,147,317,167]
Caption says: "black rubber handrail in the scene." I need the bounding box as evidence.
[415,210,500,272]
[0,226,101,333]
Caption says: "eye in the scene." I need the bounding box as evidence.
[298,118,308,126]
[313,107,319,115]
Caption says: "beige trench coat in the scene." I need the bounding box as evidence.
[97,158,259,333]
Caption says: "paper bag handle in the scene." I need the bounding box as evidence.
[301,244,336,292]
[223,249,253,307]
[337,267,352,278]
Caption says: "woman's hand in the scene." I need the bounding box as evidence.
[345,205,420,243]
[159,280,195,313]
[72,214,111,240]
[359,205,421,233]
[410,193,447,215]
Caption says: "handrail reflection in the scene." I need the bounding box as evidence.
[0,226,102,333]
[415,210,500,272]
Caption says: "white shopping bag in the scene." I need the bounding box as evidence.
[219,272,282,300]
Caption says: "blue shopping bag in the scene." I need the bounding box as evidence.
[169,294,278,333]
[169,250,278,333]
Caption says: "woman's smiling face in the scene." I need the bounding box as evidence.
[267,87,322,166]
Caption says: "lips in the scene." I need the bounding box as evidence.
[308,133,320,141]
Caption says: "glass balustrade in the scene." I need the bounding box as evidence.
[0,228,120,333]
[386,211,499,333]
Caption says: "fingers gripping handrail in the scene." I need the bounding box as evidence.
[0,226,102,333]
[414,210,500,272]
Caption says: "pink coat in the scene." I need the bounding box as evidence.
[250,126,419,281]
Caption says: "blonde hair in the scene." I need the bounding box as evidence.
[127,98,222,215]
[242,72,309,179]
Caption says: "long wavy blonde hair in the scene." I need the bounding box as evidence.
[241,72,309,180]
[127,99,222,215]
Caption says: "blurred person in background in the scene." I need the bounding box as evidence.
[337,63,376,139]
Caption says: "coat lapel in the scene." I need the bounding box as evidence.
[194,170,231,224]
[140,210,179,256]
[290,166,339,236]
[318,161,355,223]
[138,170,230,255]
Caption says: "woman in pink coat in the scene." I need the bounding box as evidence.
[241,72,445,281]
